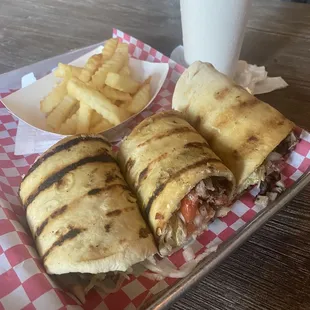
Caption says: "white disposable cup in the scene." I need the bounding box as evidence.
[180,0,252,77]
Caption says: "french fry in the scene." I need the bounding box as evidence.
[142,76,152,86]
[119,65,131,76]
[67,102,80,119]
[91,42,129,89]
[90,110,103,127]
[54,63,82,79]
[102,38,118,61]
[79,54,102,83]
[101,85,132,101]
[105,72,140,94]
[114,100,124,107]
[46,95,78,130]
[126,83,151,114]
[59,113,78,135]
[67,78,122,125]
[116,43,129,63]
[90,118,113,133]
[76,103,92,134]
[91,53,126,89]
[42,39,152,134]
[40,80,67,113]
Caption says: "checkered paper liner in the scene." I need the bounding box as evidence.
[1,29,310,310]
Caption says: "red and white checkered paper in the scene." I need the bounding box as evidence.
[1,29,310,310]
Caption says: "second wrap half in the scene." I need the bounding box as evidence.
[118,111,235,255]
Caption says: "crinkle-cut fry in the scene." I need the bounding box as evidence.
[91,42,129,89]
[59,113,78,135]
[101,85,132,101]
[40,80,67,113]
[105,72,140,94]
[126,83,151,114]
[117,100,131,108]
[79,54,102,83]
[102,38,118,61]
[67,78,122,125]
[67,102,80,119]
[114,100,123,107]
[91,52,126,89]
[76,103,92,134]
[142,76,152,86]
[54,63,82,79]
[90,110,103,127]
[90,118,113,133]
[46,95,78,130]
[119,65,131,76]
[116,43,129,64]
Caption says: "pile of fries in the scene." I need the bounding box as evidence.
[40,38,152,135]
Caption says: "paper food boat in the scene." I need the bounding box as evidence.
[1,45,169,142]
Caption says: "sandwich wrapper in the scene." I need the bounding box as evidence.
[0,29,310,310]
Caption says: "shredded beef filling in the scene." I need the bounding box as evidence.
[159,177,229,255]
[255,132,298,207]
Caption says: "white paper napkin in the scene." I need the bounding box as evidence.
[170,45,288,95]
[15,121,62,155]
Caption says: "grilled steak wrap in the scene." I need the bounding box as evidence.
[19,135,156,300]
[118,111,235,256]
[172,61,297,198]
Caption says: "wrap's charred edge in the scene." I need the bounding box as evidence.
[24,153,116,209]
[144,158,221,216]
[22,136,109,183]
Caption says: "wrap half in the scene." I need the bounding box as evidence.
[172,61,296,199]
[19,135,156,300]
[118,111,235,256]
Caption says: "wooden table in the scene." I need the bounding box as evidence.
[1,0,310,309]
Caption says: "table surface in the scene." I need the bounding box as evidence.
[1,0,310,309]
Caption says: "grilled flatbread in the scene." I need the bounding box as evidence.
[20,135,156,276]
[118,111,235,256]
[172,61,295,195]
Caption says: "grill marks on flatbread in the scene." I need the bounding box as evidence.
[42,226,86,261]
[20,135,157,274]
[172,61,295,190]
[34,184,129,240]
[23,153,115,209]
[136,152,169,187]
[212,97,260,129]
[20,136,116,242]
[23,136,109,183]
[136,126,195,148]
[19,135,111,204]
[121,111,225,216]
[118,111,235,239]
[130,142,221,216]
[35,205,68,238]
[38,184,132,261]
[130,110,178,135]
